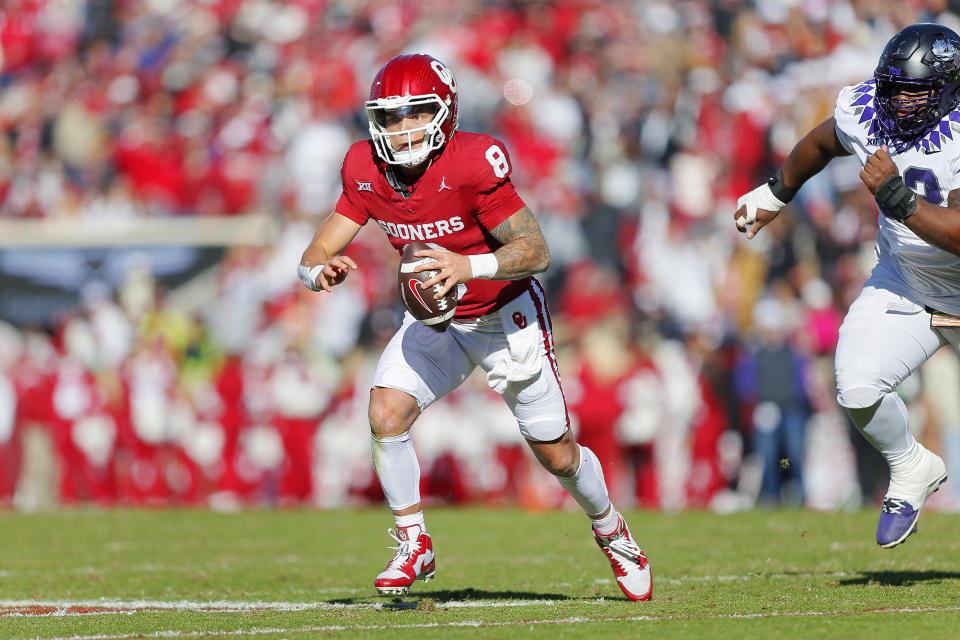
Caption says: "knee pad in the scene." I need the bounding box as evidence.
[371,431,411,445]
[835,382,885,410]
[519,417,568,443]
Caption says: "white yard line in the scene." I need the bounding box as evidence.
[15,605,960,640]
[658,569,859,584]
[0,598,565,617]
[0,571,870,615]
[0,568,857,583]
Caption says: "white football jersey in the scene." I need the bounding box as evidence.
[834,79,960,316]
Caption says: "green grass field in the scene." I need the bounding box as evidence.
[1,507,959,639]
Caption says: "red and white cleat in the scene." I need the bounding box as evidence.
[593,515,652,601]
[374,526,436,595]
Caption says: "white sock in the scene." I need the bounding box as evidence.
[590,506,620,536]
[395,512,426,538]
[555,445,612,519]
[371,432,421,510]
[847,391,915,463]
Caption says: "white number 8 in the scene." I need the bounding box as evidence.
[485,145,509,178]
[430,60,457,93]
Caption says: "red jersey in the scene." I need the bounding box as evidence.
[335,131,532,319]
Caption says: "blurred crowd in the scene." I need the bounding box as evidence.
[2,0,960,512]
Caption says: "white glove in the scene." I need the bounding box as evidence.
[297,264,325,291]
[735,183,787,230]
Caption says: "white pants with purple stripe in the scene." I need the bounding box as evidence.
[373,281,569,442]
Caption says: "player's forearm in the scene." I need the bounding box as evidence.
[907,197,960,256]
[491,235,550,279]
[301,225,334,266]
[300,243,330,267]
[781,117,850,191]
[300,212,361,266]
[487,207,551,279]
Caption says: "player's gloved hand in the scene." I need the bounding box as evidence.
[414,248,473,299]
[298,256,358,292]
[859,145,918,222]
[859,146,899,194]
[734,182,787,240]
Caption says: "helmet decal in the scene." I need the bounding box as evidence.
[429,60,457,93]
[931,38,960,74]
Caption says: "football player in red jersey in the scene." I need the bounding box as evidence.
[298,53,651,601]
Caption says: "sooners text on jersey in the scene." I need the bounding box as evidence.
[336,131,532,319]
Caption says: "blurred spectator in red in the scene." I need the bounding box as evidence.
[0,323,22,503]
[1,0,956,512]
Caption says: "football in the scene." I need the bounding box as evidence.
[398,241,456,331]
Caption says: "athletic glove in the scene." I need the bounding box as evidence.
[735,183,787,230]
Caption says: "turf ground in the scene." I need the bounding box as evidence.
[1,507,959,639]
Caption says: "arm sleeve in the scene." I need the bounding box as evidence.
[334,150,370,226]
[473,137,527,230]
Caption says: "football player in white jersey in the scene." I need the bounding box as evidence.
[735,23,960,548]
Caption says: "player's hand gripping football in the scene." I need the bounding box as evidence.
[414,248,472,299]
[734,182,788,239]
[859,145,898,194]
[298,254,358,292]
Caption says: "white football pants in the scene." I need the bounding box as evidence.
[835,279,960,460]
[373,280,568,442]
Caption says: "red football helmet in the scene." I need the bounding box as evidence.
[365,53,459,168]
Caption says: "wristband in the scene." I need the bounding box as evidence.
[468,253,498,279]
[874,174,918,222]
[297,263,325,291]
[766,169,798,203]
